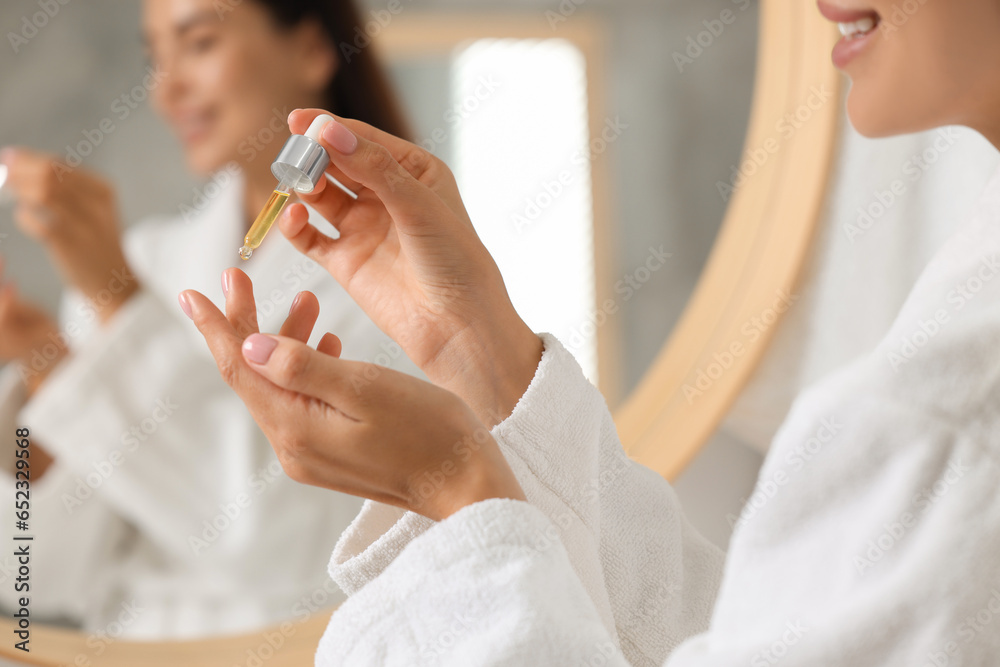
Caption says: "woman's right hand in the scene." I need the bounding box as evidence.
[0,148,138,324]
[280,110,543,427]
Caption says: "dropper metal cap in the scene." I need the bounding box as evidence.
[270,114,334,194]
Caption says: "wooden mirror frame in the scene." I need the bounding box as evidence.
[0,1,841,663]
[616,0,842,480]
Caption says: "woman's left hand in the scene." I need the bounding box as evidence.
[0,257,67,394]
[179,269,526,521]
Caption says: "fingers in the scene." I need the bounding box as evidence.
[288,110,447,225]
[14,202,56,241]
[277,202,338,265]
[221,270,323,345]
[3,149,117,246]
[288,110,423,168]
[320,118,428,205]
[203,270,330,369]
[241,333,366,413]
[2,148,60,197]
[317,332,342,358]
[179,289,249,390]
[288,169,357,235]
[291,110,476,226]
[278,291,320,342]
[3,150,76,217]
[222,268,259,338]
[0,282,15,321]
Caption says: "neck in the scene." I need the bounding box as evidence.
[967,91,1000,152]
[982,124,1000,153]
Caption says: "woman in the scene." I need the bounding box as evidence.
[183,0,1000,663]
[0,0,419,639]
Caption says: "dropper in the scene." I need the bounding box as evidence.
[238,114,357,260]
[238,181,295,261]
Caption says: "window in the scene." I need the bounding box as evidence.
[381,17,615,395]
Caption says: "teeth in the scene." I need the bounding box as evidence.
[838,16,877,39]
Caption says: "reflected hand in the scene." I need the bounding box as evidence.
[0,148,138,323]
[0,257,65,393]
[180,268,526,521]
[279,109,543,427]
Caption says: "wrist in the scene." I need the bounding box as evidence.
[431,438,527,521]
[423,312,543,429]
[83,265,140,325]
[95,280,139,324]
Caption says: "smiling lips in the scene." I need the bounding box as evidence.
[817,0,882,68]
[816,0,880,24]
[174,108,217,145]
[838,16,878,39]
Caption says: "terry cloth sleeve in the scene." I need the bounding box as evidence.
[325,333,725,666]
[316,498,631,666]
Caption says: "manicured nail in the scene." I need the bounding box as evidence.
[289,292,302,314]
[178,292,193,319]
[243,334,278,364]
[322,119,358,155]
[222,271,231,297]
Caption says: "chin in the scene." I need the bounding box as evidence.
[845,84,908,139]
[184,147,231,178]
[845,80,957,140]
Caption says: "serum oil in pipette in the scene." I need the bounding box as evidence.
[239,187,291,260]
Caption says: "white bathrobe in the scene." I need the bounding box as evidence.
[313,161,1000,666]
[0,171,420,639]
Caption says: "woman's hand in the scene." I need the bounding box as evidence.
[277,109,543,428]
[0,148,138,323]
[0,258,66,395]
[180,268,526,521]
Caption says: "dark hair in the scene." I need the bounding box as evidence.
[253,0,412,141]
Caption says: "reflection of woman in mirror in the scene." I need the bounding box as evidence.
[183,0,1000,662]
[0,0,417,638]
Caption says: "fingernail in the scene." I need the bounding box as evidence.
[243,334,278,364]
[0,147,14,166]
[222,271,231,297]
[322,119,358,155]
[178,292,193,319]
[289,292,302,314]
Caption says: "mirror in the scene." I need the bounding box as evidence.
[0,0,787,662]
[617,0,841,480]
